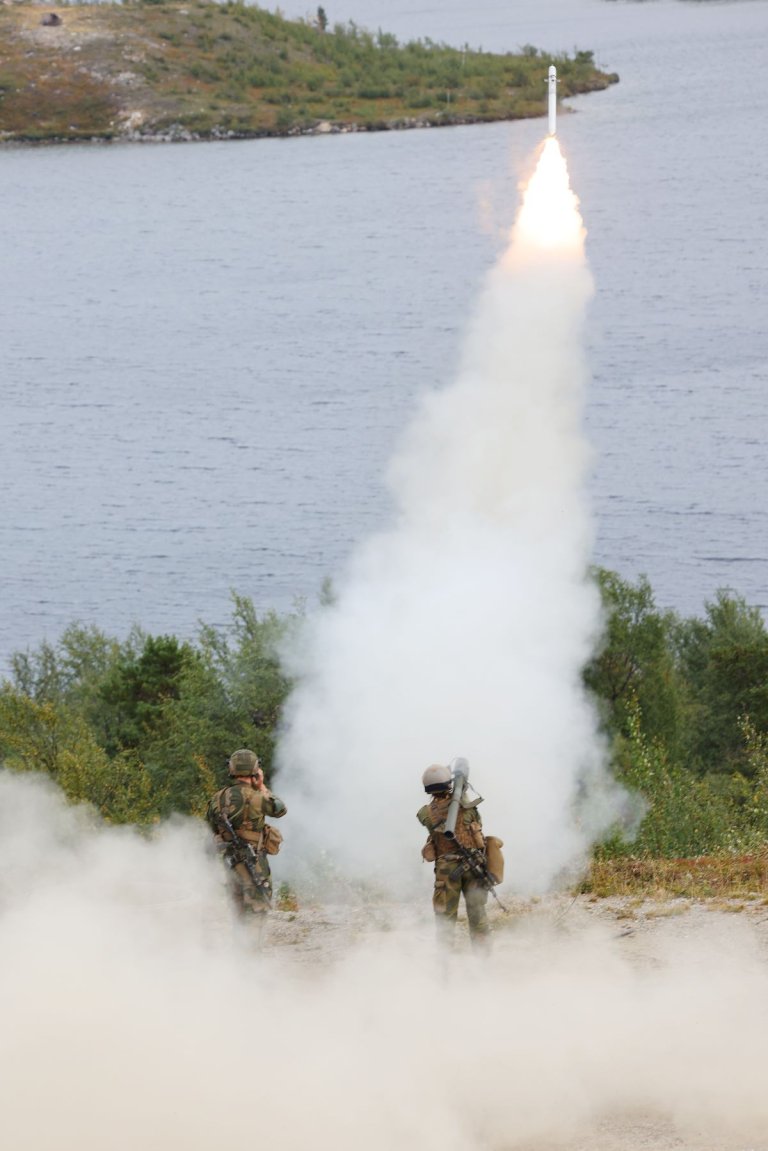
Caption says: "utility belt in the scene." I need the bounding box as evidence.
[222,823,282,856]
[422,842,468,864]
[235,827,264,844]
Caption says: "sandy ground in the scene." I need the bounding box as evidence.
[264,887,768,969]
[257,892,768,1151]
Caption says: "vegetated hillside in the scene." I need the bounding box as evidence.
[4,573,768,869]
[0,0,619,142]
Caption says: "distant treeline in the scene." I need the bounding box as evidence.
[2,571,768,860]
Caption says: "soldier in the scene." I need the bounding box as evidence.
[206,748,287,939]
[417,762,492,951]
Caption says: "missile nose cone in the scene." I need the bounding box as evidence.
[547,64,557,134]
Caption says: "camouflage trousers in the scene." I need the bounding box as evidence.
[432,854,490,947]
[226,850,273,917]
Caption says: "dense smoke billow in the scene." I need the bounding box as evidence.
[4,771,768,1151]
[276,140,625,890]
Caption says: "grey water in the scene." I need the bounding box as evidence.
[2,0,767,670]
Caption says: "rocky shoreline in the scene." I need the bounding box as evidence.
[1,110,567,147]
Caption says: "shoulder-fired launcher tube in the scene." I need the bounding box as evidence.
[443,757,470,840]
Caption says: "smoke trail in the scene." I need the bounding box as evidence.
[277,139,623,891]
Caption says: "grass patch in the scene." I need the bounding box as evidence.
[275,882,299,912]
[583,853,768,901]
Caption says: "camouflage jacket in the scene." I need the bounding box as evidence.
[417,792,484,858]
[207,780,287,845]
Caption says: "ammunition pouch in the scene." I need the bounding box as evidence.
[262,823,283,856]
[484,836,504,885]
[421,838,436,863]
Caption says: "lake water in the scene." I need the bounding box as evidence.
[2,0,767,669]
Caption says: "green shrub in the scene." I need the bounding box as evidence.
[406,93,434,109]
[357,85,391,99]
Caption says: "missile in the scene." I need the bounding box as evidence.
[547,64,557,135]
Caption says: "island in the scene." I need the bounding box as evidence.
[0,1,619,143]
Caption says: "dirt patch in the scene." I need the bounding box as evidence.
[255,893,768,1151]
[261,891,768,964]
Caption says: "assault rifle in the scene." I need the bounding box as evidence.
[449,840,508,912]
[213,808,270,895]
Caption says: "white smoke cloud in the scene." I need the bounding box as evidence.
[3,770,768,1151]
[276,141,625,891]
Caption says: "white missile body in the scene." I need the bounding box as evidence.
[547,65,557,135]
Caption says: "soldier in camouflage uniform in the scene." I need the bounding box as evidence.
[417,763,491,950]
[206,749,287,928]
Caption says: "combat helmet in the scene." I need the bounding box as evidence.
[228,748,260,777]
[422,763,452,794]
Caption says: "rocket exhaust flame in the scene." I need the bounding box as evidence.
[510,137,586,258]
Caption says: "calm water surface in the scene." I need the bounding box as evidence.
[2,0,767,667]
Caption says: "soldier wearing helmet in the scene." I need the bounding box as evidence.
[206,749,287,940]
[417,762,491,950]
